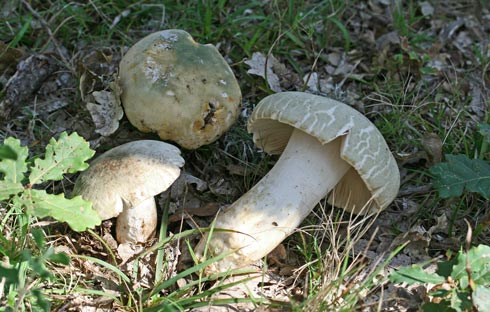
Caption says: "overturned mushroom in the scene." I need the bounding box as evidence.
[73,140,184,244]
[195,92,400,273]
[119,29,242,149]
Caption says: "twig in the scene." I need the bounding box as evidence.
[21,0,75,75]
[397,184,433,196]
[464,219,476,309]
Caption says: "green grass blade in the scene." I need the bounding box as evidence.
[176,275,264,307]
[145,248,242,300]
[185,297,272,310]
[4,16,32,52]
[166,268,258,301]
[70,254,130,284]
[154,200,170,286]
[328,16,350,51]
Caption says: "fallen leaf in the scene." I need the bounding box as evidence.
[117,242,143,264]
[86,81,123,136]
[419,1,434,16]
[267,243,287,266]
[375,31,400,50]
[245,52,282,92]
[390,225,431,263]
[428,214,448,236]
[102,233,118,250]
[209,178,238,196]
[454,31,473,50]
[327,52,341,66]
[469,83,486,120]
[303,72,319,92]
[0,41,25,73]
[78,48,117,100]
[226,163,249,176]
[168,202,221,223]
[161,172,209,214]
[421,132,443,166]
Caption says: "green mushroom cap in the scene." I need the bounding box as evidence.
[119,29,242,149]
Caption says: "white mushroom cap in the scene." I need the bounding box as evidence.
[72,140,184,243]
[119,29,242,149]
[248,91,399,213]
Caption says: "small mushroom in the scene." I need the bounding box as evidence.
[195,92,400,273]
[73,140,184,244]
[118,29,242,149]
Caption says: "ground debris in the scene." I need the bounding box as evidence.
[85,81,123,136]
[0,53,58,119]
[245,52,282,92]
[0,41,25,73]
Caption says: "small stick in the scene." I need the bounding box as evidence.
[21,0,75,75]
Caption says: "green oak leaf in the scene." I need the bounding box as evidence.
[25,189,101,232]
[0,145,17,160]
[0,137,29,183]
[29,132,95,185]
[422,302,452,312]
[451,245,490,289]
[0,265,20,285]
[430,154,490,199]
[0,181,24,200]
[478,123,490,142]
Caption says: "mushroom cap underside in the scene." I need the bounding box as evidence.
[247,91,400,214]
[119,29,242,149]
[73,140,184,220]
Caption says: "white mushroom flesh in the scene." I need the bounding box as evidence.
[116,197,157,243]
[195,128,350,273]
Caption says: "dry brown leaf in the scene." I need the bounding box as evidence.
[86,81,123,136]
[170,173,208,197]
[421,132,443,166]
[428,214,448,236]
[390,225,431,264]
[117,243,144,264]
[168,202,221,223]
[226,163,248,176]
[245,52,282,92]
[78,48,117,100]
[102,233,118,250]
[267,243,287,266]
[0,41,25,73]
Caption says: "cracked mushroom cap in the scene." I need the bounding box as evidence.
[119,29,242,150]
[247,92,400,214]
[72,140,184,220]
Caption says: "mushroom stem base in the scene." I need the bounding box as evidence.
[116,197,157,244]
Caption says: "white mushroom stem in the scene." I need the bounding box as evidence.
[196,128,351,272]
[116,197,157,244]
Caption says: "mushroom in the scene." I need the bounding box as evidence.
[118,29,242,150]
[73,140,184,244]
[195,92,400,273]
